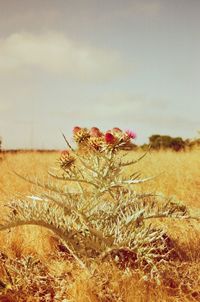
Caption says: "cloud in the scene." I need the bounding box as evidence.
[139,115,199,129]
[131,0,161,16]
[50,93,170,131]
[110,0,162,19]
[88,93,168,118]
[0,32,130,81]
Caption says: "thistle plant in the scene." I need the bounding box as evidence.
[0,127,196,276]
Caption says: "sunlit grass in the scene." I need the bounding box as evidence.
[0,149,200,301]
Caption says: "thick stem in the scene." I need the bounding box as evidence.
[0,221,86,270]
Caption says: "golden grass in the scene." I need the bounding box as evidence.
[0,150,200,301]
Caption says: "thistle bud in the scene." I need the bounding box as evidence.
[73,126,81,134]
[112,127,122,133]
[105,132,116,144]
[90,127,102,137]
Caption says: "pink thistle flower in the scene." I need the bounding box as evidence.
[105,132,116,144]
[125,130,137,139]
[90,127,102,137]
[73,126,81,134]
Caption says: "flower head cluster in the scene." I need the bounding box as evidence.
[60,150,75,170]
[73,127,90,144]
[72,126,136,152]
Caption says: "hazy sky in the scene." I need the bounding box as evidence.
[0,0,199,149]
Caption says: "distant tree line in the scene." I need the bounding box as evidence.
[140,134,200,151]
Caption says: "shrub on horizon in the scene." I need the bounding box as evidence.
[149,134,186,151]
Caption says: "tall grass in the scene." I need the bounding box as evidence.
[0,149,200,301]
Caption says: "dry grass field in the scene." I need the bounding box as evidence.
[0,149,200,301]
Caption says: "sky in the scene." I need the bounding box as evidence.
[0,0,199,149]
